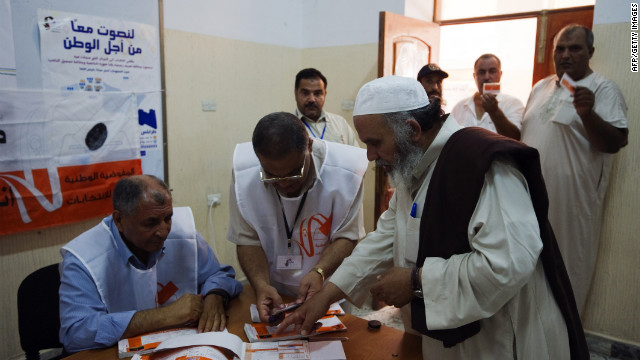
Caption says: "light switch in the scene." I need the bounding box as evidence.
[202,99,217,111]
[341,100,354,111]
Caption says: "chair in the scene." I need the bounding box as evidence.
[17,263,64,360]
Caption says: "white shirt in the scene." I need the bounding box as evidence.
[295,109,359,146]
[227,140,366,296]
[520,72,628,311]
[451,93,524,133]
[331,116,570,359]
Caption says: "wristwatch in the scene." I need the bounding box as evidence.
[310,267,325,282]
[411,266,423,299]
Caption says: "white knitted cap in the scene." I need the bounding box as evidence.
[353,76,429,116]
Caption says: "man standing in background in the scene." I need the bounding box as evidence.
[417,63,448,104]
[521,24,628,313]
[451,54,523,140]
[294,68,359,146]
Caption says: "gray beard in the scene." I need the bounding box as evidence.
[376,140,424,190]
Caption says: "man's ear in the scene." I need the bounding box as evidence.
[112,210,124,232]
[588,46,595,59]
[406,118,422,142]
[308,137,313,152]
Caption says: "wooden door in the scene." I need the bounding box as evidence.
[532,6,594,85]
[375,11,440,225]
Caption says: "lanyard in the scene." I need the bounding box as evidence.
[276,189,309,253]
[301,119,326,140]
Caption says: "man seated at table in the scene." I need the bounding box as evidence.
[227,112,368,322]
[59,174,242,352]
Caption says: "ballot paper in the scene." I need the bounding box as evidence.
[245,315,346,343]
[249,302,345,323]
[560,73,577,95]
[128,333,347,360]
[483,82,501,94]
[130,332,312,360]
[118,327,197,358]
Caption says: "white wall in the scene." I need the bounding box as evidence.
[163,0,405,48]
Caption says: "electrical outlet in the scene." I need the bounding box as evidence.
[207,193,222,207]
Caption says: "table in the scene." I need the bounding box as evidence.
[62,284,422,359]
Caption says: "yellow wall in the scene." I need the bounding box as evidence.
[582,22,640,344]
[0,30,378,359]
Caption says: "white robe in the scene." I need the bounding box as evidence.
[520,72,628,311]
[331,117,570,359]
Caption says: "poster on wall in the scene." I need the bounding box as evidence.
[0,89,142,235]
[0,0,16,88]
[36,9,164,177]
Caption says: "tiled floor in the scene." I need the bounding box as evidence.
[349,301,636,360]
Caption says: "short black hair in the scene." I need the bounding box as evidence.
[556,24,594,48]
[295,68,327,90]
[252,112,309,159]
[474,54,501,69]
[112,175,171,216]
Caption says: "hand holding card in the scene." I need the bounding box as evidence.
[560,73,577,95]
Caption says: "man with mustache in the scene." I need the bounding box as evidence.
[521,24,629,313]
[451,54,523,140]
[417,63,448,104]
[59,175,242,352]
[277,76,588,359]
[294,68,358,146]
[227,112,367,323]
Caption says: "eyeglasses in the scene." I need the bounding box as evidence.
[259,156,306,183]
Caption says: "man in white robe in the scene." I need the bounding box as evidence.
[521,24,628,312]
[278,76,588,359]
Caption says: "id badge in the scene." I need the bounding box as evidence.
[277,255,302,270]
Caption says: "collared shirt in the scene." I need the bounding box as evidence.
[59,216,242,352]
[451,93,524,133]
[295,108,359,146]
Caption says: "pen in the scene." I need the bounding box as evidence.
[268,302,302,323]
[410,202,417,218]
[305,336,349,342]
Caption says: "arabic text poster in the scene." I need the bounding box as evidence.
[0,89,142,235]
[37,9,164,177]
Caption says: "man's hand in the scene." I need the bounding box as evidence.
[198,293,227,333]
[276,283,340,336]
[255,284,284,322]
[573,86,595,118]
[296,270,324,303]
[164,293,204,326]
[369,267,414,308]
[481,93,499,115]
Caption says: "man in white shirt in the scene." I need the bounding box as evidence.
[294,68,358,146]
[277,76,587,360]
[521,24,628,313]
[227,112,367,323]
[451,54,523,140]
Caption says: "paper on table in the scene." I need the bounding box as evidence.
[250,302,345,323]
[153,331,244,356]
[309,341,346,360]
